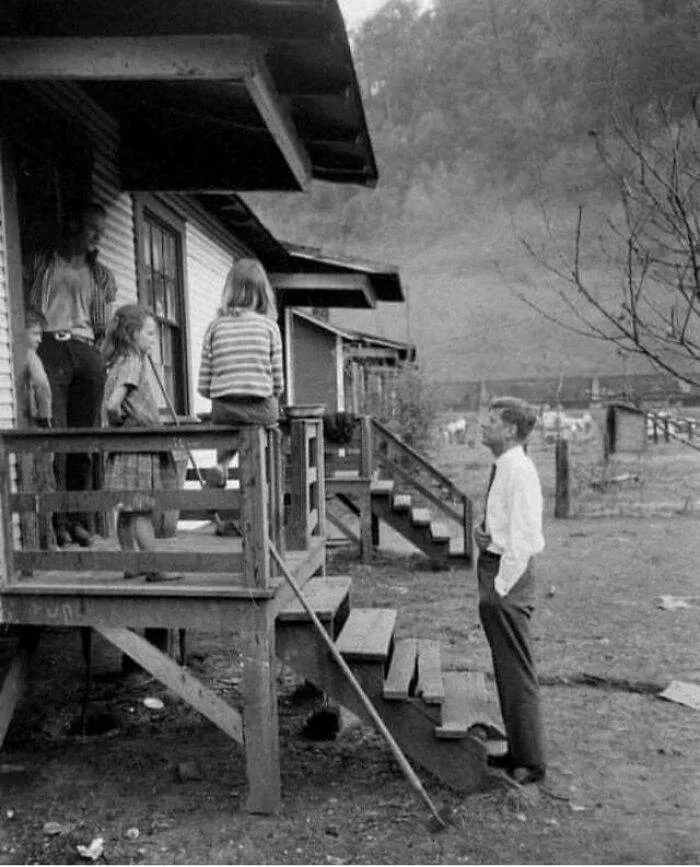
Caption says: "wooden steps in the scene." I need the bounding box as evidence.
[273,572,501,794]
[335,607,396,662]
[436,670,505,740]
[416,639,444,704]
[276,576,352,625]
[383,638,418,699]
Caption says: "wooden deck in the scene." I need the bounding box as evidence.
[1,527,326,630]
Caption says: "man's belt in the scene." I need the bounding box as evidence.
[50,331,94,346]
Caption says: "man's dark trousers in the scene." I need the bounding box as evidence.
[38,334,104,532]
[478,550,545,771]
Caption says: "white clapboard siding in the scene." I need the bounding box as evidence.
[31,82,137,303]
[185,222,238,418]
[0,144,16,429]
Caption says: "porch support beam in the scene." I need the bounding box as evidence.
[270,273,378,307]
[0,35,258,81]
[95,626,244,746]
[0,35,312,190]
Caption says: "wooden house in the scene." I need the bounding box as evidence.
[0,0,486,816]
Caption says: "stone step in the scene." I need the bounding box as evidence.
[335,608,397,662]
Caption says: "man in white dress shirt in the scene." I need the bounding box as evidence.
[475,397,546,784]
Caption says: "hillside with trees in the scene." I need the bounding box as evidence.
[245,0,699,383]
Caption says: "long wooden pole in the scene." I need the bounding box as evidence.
[268,542,446,830]
[147,355,224,533]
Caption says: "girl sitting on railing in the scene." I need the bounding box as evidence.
[197,258,284,493]
[102,304,182,583]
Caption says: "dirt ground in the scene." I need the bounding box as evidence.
[1,434,700,865]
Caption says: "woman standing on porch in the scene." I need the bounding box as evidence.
[197,258,284,489]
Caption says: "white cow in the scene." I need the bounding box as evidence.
[445,417,468,444]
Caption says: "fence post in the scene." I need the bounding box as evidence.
[554,438,570,519]
[652,414,659,444]
[664,417,670,442]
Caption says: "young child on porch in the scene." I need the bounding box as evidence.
[22,309,56,549]
[102,304,182,583]
[197,258,284,493]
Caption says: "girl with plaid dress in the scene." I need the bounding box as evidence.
[102,304,181,582]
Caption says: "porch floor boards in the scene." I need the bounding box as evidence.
[2,529,324,601]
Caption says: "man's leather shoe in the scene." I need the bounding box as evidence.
[56,527,73,548]
[71,526,94,548]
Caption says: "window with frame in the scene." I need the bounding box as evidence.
[135,198,188,416]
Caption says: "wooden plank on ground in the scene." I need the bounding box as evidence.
[383,638,418,700]
[276,576,351,623]
[417,639,444,704]
[96,626,243,745]
[335,608,396,662]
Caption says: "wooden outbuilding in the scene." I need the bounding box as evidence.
[605,402,648,457]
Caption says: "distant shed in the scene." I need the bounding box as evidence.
[605,402,647,456]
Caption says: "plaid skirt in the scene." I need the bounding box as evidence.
[105,451,178,512]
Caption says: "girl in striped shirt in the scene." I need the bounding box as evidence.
[198,258,284,488]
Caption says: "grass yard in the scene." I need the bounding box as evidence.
[0,430,699,864]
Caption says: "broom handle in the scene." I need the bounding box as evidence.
[147,354,207,489]
[269,542,445,829]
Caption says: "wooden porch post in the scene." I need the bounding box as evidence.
[239,426,280,813]
[359,415,373,561]
[288,418,310,550]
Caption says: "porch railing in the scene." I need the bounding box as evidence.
[324,415,473,561]
[0,424,285,590]
[370,419,473,561]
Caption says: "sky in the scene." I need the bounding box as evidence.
[337,0,388,29]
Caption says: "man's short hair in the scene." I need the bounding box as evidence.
[490,396,538,441]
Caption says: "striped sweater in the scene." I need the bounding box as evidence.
[197,311,284,400]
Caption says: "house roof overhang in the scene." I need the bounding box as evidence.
[186,195,405,309]
[290,310,416,362]
[0,0,377,191]
[270,242,404,307]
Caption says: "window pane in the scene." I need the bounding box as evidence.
[163,234,177,279]
[165,277,177,321]
[139,207,186,414]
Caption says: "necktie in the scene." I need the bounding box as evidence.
[482,463,496,531]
